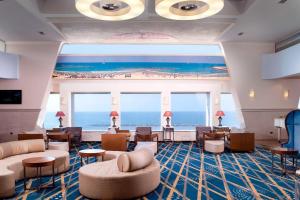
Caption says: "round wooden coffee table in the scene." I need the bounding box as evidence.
[271,147,298,175]
[79,149,106,166]
[22,156,56,190]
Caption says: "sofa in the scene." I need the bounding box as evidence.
[79,149,160,199]
[0,139,70,198]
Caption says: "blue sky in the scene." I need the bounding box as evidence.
[121,93,161,112]
[171,93,208,112]
[47,93,237,115]
[73,94,111,112]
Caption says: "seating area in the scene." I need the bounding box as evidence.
[2,0,300,199]
[0,139,69,198]
[0,141,296,199]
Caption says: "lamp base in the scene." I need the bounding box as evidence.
[59,117,63,128]
[112,117,116,128]
[166,117,170,127]
[218,116,222,127]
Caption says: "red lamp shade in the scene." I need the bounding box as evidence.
[56,111,65,117]
[110,111,119,117]
[163,111,173,117]
[216,111,225,117]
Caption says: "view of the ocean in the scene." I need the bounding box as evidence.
[44,111,238,130]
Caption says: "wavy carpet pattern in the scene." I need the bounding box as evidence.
[9,142,296,200]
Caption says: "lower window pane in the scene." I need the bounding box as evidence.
[72,93,111,130]
[121,93,161,130]
[171,93,209,130]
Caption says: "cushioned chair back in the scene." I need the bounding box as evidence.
[18,133,44,140]
[284,109,300,151]
[101,134,127,151]
[196,126,211,134]
[213,127,231,133]
[136,127,152,135]
[66,127,82,145]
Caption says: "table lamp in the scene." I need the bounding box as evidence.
[110,111,119,127]
[216,111,225,127]
[163,111,173,127]
[56,111,65,128]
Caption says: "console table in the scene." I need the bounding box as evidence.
[162,127,175,142]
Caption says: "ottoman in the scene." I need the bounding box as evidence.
[204,140,224,154]
[135,142,158,154]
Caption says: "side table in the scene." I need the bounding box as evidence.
[271,147,298,175]
[22,156,56,190]
[79,149,106,166]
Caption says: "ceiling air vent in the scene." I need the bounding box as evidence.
[276,31,300,52]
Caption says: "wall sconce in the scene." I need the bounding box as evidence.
[283,90,289,99]
[249,89,255,98]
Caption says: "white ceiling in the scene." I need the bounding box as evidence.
[0,0,299,44]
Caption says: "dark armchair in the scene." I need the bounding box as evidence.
[135,127,158,142]
[18,133,44,140]
[196,126,212,147]
[47,127,82,148]
[66,127,82,147]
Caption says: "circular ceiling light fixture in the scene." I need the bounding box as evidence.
[75,0,145,21]
[155,0,224,20]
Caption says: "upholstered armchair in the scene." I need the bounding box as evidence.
[282,109,300,151]
[66,127,82,147]
[101,133,127,151]
[18,133,44,140]
[196,126,212,147]
[135,127,158,142]
[225,133,255,152]
[213,126,231,133]
[46,131,71,152]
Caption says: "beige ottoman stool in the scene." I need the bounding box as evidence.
[135,142,158,154]
[204,140,224,154]
[48,142,69,152]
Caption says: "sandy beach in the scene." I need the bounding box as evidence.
[52,70,229,80]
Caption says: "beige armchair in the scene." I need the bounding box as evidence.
[135,127,158,142]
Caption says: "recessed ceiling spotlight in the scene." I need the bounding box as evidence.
[75,0,145,21]
[238,32,244,36]
[155,0,224,20]
[38,31,45,35]
[278,0,287,4]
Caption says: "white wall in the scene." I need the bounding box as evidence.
[0,40,4,52]
[222,42,300,139]
[0,52,19,79]
[262,44,300,79]
[0,42,61,142]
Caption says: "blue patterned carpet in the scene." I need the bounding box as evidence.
[8,142,296,200]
